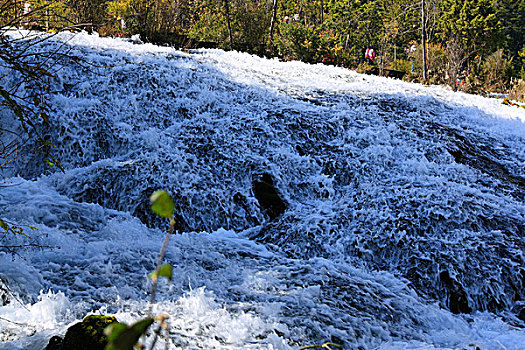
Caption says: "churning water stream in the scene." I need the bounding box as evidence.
[1,31,525,349]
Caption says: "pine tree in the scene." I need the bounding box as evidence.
[439,0,500,55]
[495,0,525,75]
[438,0,501,85]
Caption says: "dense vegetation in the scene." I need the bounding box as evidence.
[1,0,524,96]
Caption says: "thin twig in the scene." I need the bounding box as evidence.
[0,244,57,249]
[148,323,163,350]
[0,278,29,311]
[164,318,170,350]
[147,219,175,317]
[0,316,28,326]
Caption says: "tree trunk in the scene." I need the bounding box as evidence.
[344,0,352,51]
[45,8,49,32]
[224,0,233,50]
[380,38,385,76]
[394,43,397,70]
[320,0,324,24]
[422,0,427,81]
[269,0,278,45]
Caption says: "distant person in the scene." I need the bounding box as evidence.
[365,46,376,64]
[455,77,466,91]
[21,1,33,28]
[409,44,417,73]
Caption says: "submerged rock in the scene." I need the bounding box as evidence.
[252,173,287,221]
[45,315,118,350]
[518,306,525,323]
[0,278,10,306]
[439,270,472,314]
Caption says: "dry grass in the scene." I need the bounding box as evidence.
[509,79,525,102]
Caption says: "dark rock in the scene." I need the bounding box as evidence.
[518,307,525,323]
[45,335,64,350]
[252,173,287,221]
[48,315,118,350]
[1,278,10,306]
[439,271,472,314]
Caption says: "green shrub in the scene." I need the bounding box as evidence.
[480,49,513,93]
[276,23,342,65]
[404,42,449,84]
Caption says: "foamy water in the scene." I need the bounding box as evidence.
[1,31,524,349]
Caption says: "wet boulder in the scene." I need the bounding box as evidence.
[45,315,118,350]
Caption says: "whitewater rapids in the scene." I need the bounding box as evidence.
[1,31,524,349]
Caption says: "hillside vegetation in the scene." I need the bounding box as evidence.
[1,0,524,97]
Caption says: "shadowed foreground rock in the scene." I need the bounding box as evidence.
[45,315,118,350]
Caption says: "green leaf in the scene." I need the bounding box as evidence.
[0,219,8,231]
[148,264,173,282]
[104,322,128,341]
[0,88,9,100]
[104,318,154,350]
[150,190,175,218]
[129,318,154,334]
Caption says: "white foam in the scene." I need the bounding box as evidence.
[1,31,524,349]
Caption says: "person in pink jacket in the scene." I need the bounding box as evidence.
[365,46,376,64]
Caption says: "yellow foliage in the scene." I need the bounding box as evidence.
[107,0,131,18]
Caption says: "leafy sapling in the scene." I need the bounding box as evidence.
[104,190,176,350]
[147,190,176,313]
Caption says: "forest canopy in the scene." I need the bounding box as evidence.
[1,0,524,94]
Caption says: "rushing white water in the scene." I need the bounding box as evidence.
[1,31,524,349]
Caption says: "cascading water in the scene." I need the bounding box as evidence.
[1,31,524,349]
